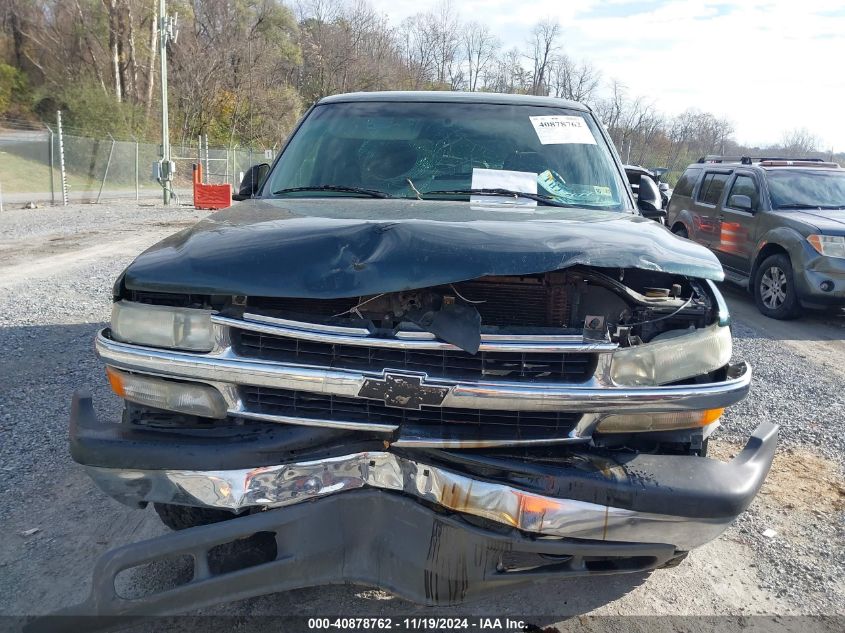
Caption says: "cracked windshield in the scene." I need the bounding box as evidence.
[268,101,630,211]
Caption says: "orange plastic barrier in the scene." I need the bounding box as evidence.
[193,163,232,210]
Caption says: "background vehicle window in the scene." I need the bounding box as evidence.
[673,170,699,197]
[697,172,730,205]
[727,175,759,211]
[767,170,845,209]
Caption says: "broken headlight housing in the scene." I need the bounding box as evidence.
[610,324,732,387]
[110,300,215,351]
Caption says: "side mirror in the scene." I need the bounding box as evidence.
[637,175,666,220]
[729,194,753,212]
[233,163,270,201]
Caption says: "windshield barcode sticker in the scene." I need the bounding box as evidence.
[530,116,597,145]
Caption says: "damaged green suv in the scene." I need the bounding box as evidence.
[65,92,775,619]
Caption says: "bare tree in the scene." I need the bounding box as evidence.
[102,0,123,101]
[171,0,301,145]
[398,14,436,88]
[548,54,600,103]
[3,1,98,90]
[13,0,820,165]
[663,108,699,170]
[430,0,461,88]
[780,127,820,156]
[125,0,139,101]
[593,80,665,164]
[297,0,410,100]
[593,79,627,134]
[462,21,498,92]
[74,0,109,95]
[483,47,528,94]
[526,19,560,96]
[144,0,158,118]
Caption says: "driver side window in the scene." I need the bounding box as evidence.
[728,175,759,211]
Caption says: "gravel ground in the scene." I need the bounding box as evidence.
[716,324,845,612]
[0,203,843,631]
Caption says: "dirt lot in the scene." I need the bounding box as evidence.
[0,203,843,632]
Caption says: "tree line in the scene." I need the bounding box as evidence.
[1,0,838,181]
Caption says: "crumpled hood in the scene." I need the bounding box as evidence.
[123,199,724,297]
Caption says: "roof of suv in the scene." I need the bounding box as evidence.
[318,90,589,111]
[691,156,841,171]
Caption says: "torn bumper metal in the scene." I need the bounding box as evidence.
[71,394,778,553]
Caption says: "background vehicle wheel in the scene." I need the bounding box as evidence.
[672,224,688,239]
[753,254,801,320]
[154,503,241,530]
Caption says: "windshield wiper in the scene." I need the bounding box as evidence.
[423,188,578,208]
[775,203,845,210]
[272,185,392,198]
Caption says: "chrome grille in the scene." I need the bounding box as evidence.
[241,386,581,433]
[233,331,596,381]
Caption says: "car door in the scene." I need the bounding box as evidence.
[715,172,760,274]
[691,170,731,247]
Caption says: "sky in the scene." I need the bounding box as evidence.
[367,0,845,151]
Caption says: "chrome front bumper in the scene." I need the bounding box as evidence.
[83,453,719,552]
[80,421,779,552]
[65,383,778,620]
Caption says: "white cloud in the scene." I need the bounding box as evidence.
[367,0,845,150]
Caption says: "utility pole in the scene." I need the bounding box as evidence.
[159,1,177,204]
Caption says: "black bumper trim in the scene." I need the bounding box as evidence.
[40,490,675,627]
[415,421,779,519]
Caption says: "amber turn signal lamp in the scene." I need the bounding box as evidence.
[597,407,725,433]
[105,366,125,397]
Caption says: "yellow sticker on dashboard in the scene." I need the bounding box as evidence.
[593,186,612,196]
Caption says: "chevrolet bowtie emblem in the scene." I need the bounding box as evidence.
[357,372,450,410]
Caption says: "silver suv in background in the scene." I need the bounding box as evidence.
[666,156,845,319]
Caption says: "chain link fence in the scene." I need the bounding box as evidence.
[0,117,272,206]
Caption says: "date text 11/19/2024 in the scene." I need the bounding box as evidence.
[307,617,528,631]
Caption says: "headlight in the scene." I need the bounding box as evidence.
[610,324,732,386]
[808,234,845,259]
[111,300,214,351]
[106,367,228,418]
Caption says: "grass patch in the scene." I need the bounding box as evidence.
[0,149,60,193]
[0,149,160,195]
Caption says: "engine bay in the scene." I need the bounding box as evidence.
[234,266,715,352]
